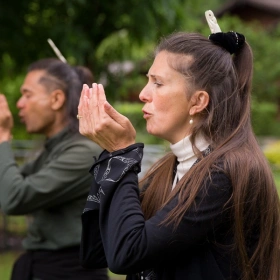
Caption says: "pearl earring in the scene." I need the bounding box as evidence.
[189,118,193,125]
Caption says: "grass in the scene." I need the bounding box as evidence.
[0,251,22,280]
[109,272,126,280]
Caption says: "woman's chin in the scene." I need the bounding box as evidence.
[146,126,155,136]
[146,127,161,139]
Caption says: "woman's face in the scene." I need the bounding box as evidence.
[139,51,193,144]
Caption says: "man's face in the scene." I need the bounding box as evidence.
[17,70,56,136]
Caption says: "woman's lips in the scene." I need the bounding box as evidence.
[142,110,151,119]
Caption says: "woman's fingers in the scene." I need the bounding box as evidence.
[104,101,130,128]
[90,83,99,122]
[77,83,136,151]
[103,101,136,148]
[78,85,93,136]
[97,83,106,104]
[78,84,87,110]
[91,83,111,130]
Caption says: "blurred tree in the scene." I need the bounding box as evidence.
[215,15,280,120]
[0,0,186,73]
[0,0,223,94]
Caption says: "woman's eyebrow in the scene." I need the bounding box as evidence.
[146,73,161,79]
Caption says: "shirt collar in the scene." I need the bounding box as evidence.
[170,134,210,162]
[44,127,72,151]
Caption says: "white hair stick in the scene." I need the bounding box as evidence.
[205,10,222,34]
[47,38,67,63]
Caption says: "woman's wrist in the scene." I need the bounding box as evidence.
[109,141,136,153]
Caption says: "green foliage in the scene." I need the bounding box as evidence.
[273,171,280,193]
[215,15,280,103]
[0,0,189,70]
[264,141,280,170]
[251,101,280,136]
[0,214,28,235]
[2,0,280,137]
[1,0,198,106]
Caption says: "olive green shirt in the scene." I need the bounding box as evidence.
[0,128,102,250]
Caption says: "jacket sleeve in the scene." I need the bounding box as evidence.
[80,143,144,269]
[81,143,232,275]
[80,205,108,268]
[0,141,99,215]
[80,176,108,269]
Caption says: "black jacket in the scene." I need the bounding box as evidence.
[80,143,240,280]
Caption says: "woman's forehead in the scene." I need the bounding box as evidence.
[148,51,193,79]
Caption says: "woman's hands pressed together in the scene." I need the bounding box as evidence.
[78,83,136,152]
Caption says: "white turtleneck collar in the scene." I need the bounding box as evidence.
[170,134,210,189]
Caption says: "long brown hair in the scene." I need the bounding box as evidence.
[140,33,280,280]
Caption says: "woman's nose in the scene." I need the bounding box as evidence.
[139,84,151,103]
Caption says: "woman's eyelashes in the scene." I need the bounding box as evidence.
[153,80,162,87]
[146,74,163,87]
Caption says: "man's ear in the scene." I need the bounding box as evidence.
[189,90,209,116]
[50,90,66,111]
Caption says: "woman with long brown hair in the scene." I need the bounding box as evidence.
[78,16,280,280]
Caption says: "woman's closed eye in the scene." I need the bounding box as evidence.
[154,81,162,87]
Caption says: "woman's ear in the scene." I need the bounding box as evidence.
[189,90,209,115]
[50,90,66,111]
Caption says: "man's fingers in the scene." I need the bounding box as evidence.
[0,94,8,107]
[0,94,12,115]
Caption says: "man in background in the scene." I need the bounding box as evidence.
[0,58,108,280]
